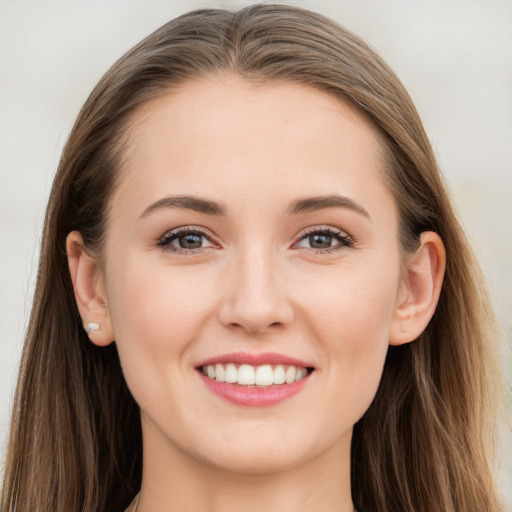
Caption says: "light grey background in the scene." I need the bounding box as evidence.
[1,0,511,504]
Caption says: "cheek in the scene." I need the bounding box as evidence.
[303,258,399,341]
[104,254,214,384]
[301,261,400,409]
[103,256,218,427]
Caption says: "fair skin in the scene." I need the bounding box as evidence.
[67,77,445,512]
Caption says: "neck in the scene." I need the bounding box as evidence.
[137,416,355,512]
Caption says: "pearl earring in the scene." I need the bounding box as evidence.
[84,322,101,334]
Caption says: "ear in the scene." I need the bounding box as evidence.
[66,231,115,346]
[390,231,446,346]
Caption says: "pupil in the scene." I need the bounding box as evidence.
[179,234,202,249]
[309,233,332,249]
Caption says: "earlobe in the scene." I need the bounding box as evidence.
[66,231,115,346]
[390,231,446,346]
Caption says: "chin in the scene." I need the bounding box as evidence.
[186,424,338,476]
[199,444,310,475]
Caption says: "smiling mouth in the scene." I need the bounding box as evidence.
[198,363,314,387]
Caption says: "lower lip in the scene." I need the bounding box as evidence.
[198,372,311,407]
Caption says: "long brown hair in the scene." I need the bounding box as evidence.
[1,5,503,511]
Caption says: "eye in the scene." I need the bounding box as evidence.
[294,227,353,253]
[158,227,216,253]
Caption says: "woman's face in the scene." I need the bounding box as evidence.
[101,76,406,472]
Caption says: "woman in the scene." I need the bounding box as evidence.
[1,4,503,512]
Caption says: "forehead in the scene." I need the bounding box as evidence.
[128,76,379,156]
[111,76,395,221]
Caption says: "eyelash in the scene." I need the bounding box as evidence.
[294,226,354,253]
[157,226,215,254]
[157,226,355,255]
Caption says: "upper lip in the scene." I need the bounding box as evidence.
[196,351,314,369]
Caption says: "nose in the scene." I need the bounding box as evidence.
[217,245,294,335]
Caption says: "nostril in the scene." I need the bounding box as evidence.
[227,320,285,335]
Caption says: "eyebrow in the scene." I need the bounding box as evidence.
[288,194,371,219]
[139,195,226,219]
[138,193,370,220]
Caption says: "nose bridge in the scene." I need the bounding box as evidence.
[218,240,293,334]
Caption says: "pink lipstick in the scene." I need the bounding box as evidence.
[196,352,315,407]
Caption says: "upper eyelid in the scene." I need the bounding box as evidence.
[296,225,352,239]
[161,225,212,238]
[299,225,342,234]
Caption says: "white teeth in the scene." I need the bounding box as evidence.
[225,363,237,383]
[273,365,286,384]
[295,367,307,381]
[215,363,225,383]
[255,364,274,386]
[285,365,296,384]
[238,364,255,385]
[202,363,311,386]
